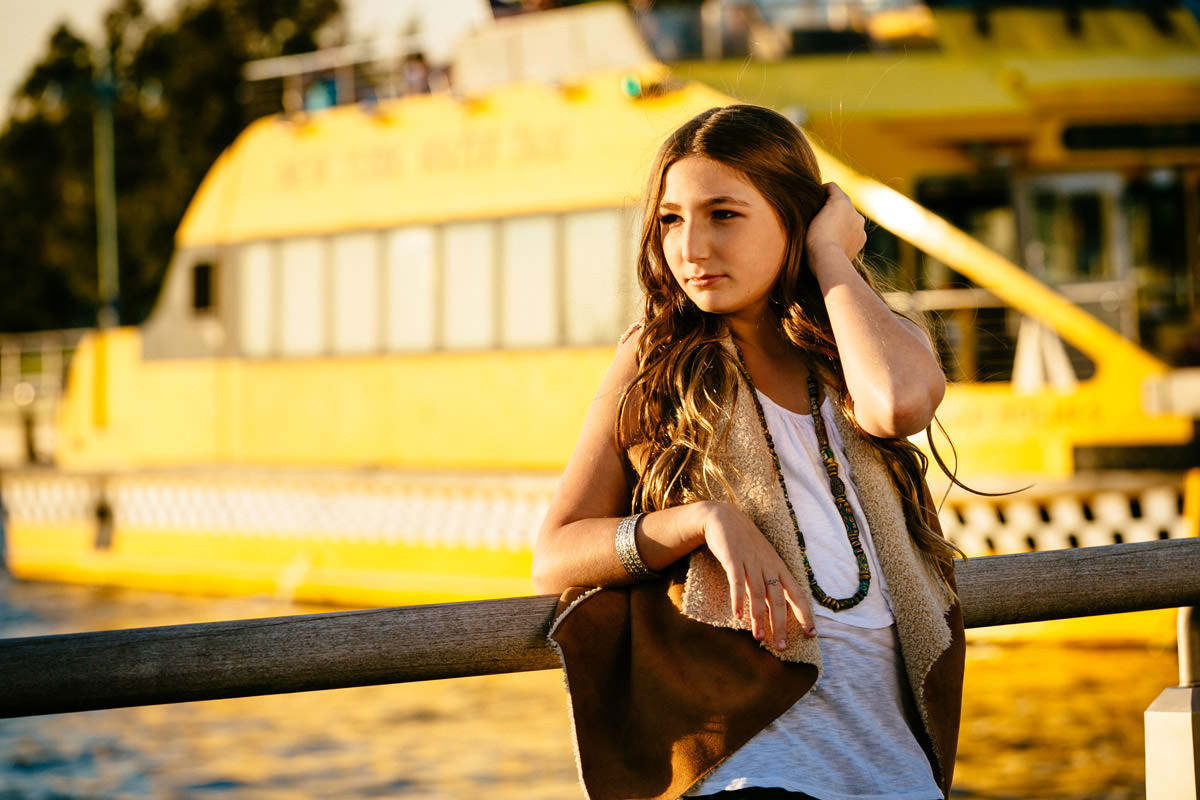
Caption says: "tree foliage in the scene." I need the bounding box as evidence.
[0,0,343,332]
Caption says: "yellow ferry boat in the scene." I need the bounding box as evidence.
[1,3,1197,621]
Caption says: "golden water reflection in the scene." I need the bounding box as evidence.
[956,636,1175,799]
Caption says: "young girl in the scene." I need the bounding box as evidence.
[534,104,964,800]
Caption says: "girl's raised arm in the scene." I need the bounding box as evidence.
[806,183,946,438]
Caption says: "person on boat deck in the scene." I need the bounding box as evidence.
[533,104,965,800]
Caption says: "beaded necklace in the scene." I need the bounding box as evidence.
[735,355,871,612]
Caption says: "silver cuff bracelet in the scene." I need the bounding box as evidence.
[615,512,659,581]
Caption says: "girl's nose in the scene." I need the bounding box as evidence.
[681,221,710,264]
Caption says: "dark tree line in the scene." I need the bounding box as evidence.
[0,0,343,333]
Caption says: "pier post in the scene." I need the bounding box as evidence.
[1145,470,1200,799]
[1144,607,1200,799]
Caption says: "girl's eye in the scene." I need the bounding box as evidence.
[712,209,739,220]
[658,213,682,226]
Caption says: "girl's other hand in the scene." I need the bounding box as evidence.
[696,501,815,649]
[806,182,866,263]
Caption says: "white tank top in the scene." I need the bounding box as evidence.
[754,391,893,629]
[686,391,941,799]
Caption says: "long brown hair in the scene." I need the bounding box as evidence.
[616,104,961,577]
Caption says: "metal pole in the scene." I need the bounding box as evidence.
[93,47,119,329]
[1182,606,1200,689]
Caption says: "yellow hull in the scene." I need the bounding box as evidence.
[7,523,535,607]
[2,467,553,608]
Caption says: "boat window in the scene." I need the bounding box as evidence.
[1029,190,1113,283]
[564,210,623,346]
[385,227,437,351]
[500,215,557,348]
[1124,169,1195,362]
[280,237,327,357]
[332,232,380,354]
[443,221,496,350]
[191,262,215,313]
[238,242,276,358]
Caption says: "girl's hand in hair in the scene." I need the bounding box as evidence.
[806,182,866,264]
[800,181,945,438]
[695,501,815,650]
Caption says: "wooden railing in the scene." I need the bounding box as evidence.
[1,538,1198,719]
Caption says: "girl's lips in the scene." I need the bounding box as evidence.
[688,274,722,288]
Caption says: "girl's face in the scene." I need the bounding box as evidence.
[658,156,788,327]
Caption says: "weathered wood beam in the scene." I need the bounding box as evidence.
[1,538,1198,718]
[956,537,1200,627]
[0,593,561,718]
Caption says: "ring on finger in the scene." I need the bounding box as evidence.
[765,578,780,586]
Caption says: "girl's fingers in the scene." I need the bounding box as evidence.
[728,564,749,622]
[810,182,866,259]
[721,557,818,646]
[707,520,811,644]
[764,577,788,649]
[745,574,768,642]
[784,581,816,638]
